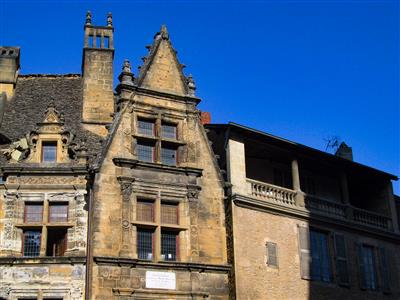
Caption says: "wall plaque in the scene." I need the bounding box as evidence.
[145,271,176,290]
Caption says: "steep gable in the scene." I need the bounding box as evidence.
[137,25,189,96]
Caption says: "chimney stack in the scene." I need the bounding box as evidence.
[81,12,115,126]
[335,142,353,161]
[0,46,20,99]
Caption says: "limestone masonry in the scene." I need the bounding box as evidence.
[0,12,399,300]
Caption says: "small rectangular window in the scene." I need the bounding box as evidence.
[136,200,154,222]
[46,228,67,257]
[266,242,278,267]
[137,142,155,162]
[161,202,178,225]
[42,141,57,163]
[24,203,43,223]
[23,230,41,257]
[161,230,178,261]
[161,123,177,139]
[161,146,177,166]
[138,119,155,136]
[49,203,68,223]
[310,230,332,282]
[137,228,154,260]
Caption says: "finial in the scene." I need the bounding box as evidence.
[159,24,169,40]
[107,12,113,27]
[187,74,196,96]
[118,59,134,86]
[86,11,92,25]
[122,59,132,73]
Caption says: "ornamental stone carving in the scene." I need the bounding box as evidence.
[117,177,135,202]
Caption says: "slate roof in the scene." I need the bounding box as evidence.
[0,74,104,165]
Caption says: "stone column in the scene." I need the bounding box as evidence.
[118,177,134,257]
[226,139,247,195]
[291,159,304,206]
[386,181,399,233]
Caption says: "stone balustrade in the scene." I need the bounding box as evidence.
[353,207,392,230]
[246,178,393,231]
[248,179,296,206]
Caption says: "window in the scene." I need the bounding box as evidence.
[137,142,155,162]
[138,119,155,136]
[46,228,67,256]
[161,146,177,166]
[135,198,182,261]
[42,141,57,162]
[49,203,68,222]
[135,116,181,166]
[136,200,154,222]
[161,230,178,261]
[161,202,178,224]
[359,245,377,290]
[161,123,177,139]
[24,203,43,223]
[137,228,154,260]
[21,201,69,257]
[310,230,332,282]
[23,230,41,257]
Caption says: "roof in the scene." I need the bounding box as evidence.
[206,122,398,181]
[0,74,103,165]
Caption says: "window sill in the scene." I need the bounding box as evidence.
[15,222,74,228]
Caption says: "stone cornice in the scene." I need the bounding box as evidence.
[1,165,88,176]
[113,158,203,177]
[94,256,231,273]
[0,256,86,265]
[233,194,400,242]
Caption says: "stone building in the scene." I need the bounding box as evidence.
[0,11,398,300]
[206,123,400,300]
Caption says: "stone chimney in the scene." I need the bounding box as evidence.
[200,112,211,125]
[335,142,353,161]
[81,11,114,125]
[0,46,20,99]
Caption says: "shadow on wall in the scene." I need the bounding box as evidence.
[300,213,398,300]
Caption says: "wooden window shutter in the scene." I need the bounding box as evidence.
[333,233,350,286]
[298,225,311,279]
[356,243,367,290]
[266,242,278,267]
[378,247,391,294]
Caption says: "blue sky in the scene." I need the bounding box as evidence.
[1,0,399,193]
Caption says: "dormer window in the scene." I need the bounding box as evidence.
[42,141,57,163]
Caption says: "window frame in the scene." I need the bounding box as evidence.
[48,202,69,223]
[22,229,42,257]
[41,141,58,163]
[309,229,333,283]
[24,202,44,223]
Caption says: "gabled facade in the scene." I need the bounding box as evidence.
[0,11,398,300]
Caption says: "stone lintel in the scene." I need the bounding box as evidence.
[0,256,86,265]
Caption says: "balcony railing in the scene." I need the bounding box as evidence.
[245,178,393,231]
[304,195,346,219]
[248,179,296,206]
[353,207,392,230]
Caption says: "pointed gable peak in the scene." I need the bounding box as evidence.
[137,25,196,98]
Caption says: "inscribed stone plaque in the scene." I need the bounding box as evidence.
[145,271,176,290]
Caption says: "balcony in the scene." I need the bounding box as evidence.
[247,179,393,231]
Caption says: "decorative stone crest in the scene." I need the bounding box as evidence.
[86,11,92,25]
[107,12,113,27]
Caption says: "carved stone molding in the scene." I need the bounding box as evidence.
[187,184,201,201]
[117,176,135,202]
